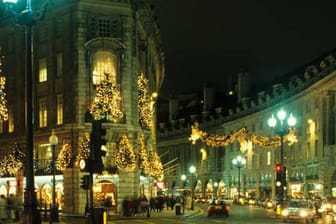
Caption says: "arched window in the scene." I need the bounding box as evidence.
[92,51,117,85]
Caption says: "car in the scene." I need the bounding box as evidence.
[207,200,230,217]
[281,199,316,223]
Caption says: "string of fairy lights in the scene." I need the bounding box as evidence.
[189,122,298,150]
[0,48,8,122]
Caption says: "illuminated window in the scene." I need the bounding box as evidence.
[39,98,47,127]
[56,53,63,77]
[92,51,117,85]
[39,58,47,82]
[57,94,63,125]
[8,107,14,133]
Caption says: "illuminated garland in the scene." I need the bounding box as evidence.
[75,133,91,167]
[189,122,298,149]
[116,134,136,171]
[138,73,154,129]
[137,133,150,174]
[56,143,72,171]
[89,72,124,122]
[148,146,163,179]
[0,49,8,122]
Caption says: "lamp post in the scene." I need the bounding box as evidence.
[232,155,246,201]
[49,131,59,223]
[2,0,45,223]
[268,108,296,206]
[189,165,196,210]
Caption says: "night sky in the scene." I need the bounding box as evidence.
[149,0,336,98]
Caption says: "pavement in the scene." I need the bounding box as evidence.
[8,207,201,224]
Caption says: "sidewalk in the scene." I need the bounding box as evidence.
[9,207,201,224]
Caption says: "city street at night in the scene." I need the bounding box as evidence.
[31,204,335,224]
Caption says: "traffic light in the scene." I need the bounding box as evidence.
[80,175,90,190]
[275,163,283,183]
[91,119,107,173]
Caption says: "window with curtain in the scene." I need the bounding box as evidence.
[56,53,63,77]
[39,58,47,82]
[57,94,63,125]
[8,107,14,133]
[39,97,47,127]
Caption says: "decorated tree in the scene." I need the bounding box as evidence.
[137,133,150,174]
[75,133,91,167]
[89,72,123,122]
[56,143,72,171]
[116,134,136,171]
[138,73,153,129]
[148,147,163,179]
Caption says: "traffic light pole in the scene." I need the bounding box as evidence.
[279,131,285,208]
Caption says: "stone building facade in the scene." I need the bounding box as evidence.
[0,0,164,215]
[157,50,336,201]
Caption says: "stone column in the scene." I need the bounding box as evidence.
[63,168,87,215]
[117,170,139,214]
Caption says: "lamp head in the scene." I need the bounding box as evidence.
[277,109,286,121]
[268,114,276,127]
[287,113,296,127]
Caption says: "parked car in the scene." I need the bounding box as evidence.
[207,200,230,217]
[281,199,316,223]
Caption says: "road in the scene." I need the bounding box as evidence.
[107,204,336,224]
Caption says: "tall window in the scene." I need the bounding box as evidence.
[57,94,63,125]
[39,58,47,82]
[39,98,47,127]
[92,51,117,85]
[99,18,110,37]
[8,107,14,133]
[56,53,63,77]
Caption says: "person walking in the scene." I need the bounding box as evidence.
[0,195,7,223]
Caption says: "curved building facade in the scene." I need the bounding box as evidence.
[157,50,336,202]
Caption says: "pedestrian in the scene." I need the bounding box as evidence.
[0,195,7,223]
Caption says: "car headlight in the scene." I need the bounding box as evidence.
[281,209,289,216]
[299,210,308,217]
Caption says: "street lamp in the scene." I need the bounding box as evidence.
[49,131,59,223]
[232,155,246,201]
[268,108,296,206]
[2,0,46,223]
[189,165,196,210]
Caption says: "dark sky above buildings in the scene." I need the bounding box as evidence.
[149,0,336,98]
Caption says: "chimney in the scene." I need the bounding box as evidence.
[169,95,179,121]
[203,84,214,112]
[237,71,250,104]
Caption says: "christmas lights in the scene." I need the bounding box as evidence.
[89,72,124,122]
[138,73,155,129]
[190,122,297,149]
[116,134,136,171]
[55,143,72,171]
